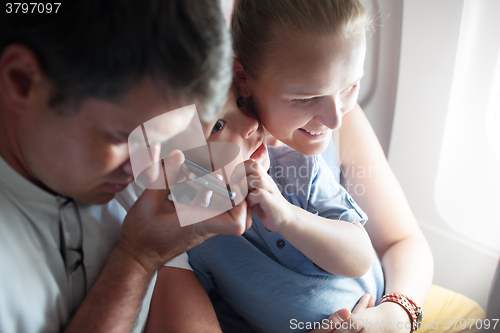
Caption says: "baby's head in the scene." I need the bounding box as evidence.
[204,84,270,170]
[231,0,370,156]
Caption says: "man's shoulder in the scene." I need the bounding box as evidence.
[0,187,25,226]
[0,186,66,333]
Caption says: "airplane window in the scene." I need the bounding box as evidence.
[434,1,500,253]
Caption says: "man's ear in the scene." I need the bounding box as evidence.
[233,57,252,98]
[0,44,45,114]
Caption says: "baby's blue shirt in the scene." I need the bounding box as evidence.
[187,145,384,333]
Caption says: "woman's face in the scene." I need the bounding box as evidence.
[246,30,366,156]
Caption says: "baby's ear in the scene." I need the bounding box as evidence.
[233,58,252,98]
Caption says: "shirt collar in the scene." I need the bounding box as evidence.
[0,154,59,206]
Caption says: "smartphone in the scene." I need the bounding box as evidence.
[169,158,236,201]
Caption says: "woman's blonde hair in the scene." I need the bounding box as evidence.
[231,0,370,79]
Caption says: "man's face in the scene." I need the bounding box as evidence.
[19,78,194,204]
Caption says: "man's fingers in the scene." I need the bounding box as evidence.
[229,161,248,185]
[191,188,213,208]
[163,149,185,185]
[226,176,248,204]
[245,200,253,230]
[199,200,249,236]
[139,188,173,213]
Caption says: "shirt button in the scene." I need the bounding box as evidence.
[276,239,285,248]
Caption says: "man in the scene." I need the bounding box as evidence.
[0,0,251,332]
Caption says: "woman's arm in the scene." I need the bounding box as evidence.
[339,104,433,303]
[145,267,222,333]
[337,104,433,331]
[245,160,374,278]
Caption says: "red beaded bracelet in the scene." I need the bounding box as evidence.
[380,293,423,332]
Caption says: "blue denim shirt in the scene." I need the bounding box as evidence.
[187,145,384,333]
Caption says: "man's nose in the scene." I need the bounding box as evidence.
[122,159,133,176]
[133,143,162,185]
[318,95,343,129]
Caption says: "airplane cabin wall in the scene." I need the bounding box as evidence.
[358,0,500,309]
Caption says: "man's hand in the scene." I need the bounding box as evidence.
[117,150,252,274]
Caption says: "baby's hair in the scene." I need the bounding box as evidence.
[231,0,371,79]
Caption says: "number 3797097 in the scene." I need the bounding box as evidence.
[6,3,61,14]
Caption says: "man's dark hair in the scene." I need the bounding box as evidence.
[0,0,232,121]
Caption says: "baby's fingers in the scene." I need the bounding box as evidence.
[243,160,276,193]
[248,172,264,191]
[246,188,264,207]
[243,159,263,176]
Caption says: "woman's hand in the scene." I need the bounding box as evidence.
[352,294,377,314]
[337,302,412,333]
[308,300,411,333]
[308,294,377,333]
[308,309,352,333]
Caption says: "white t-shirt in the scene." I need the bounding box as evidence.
[0,156,188,332]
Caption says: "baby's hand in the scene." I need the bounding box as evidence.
[244,159,292,231]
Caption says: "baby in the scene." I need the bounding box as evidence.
[185,85,384,333]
